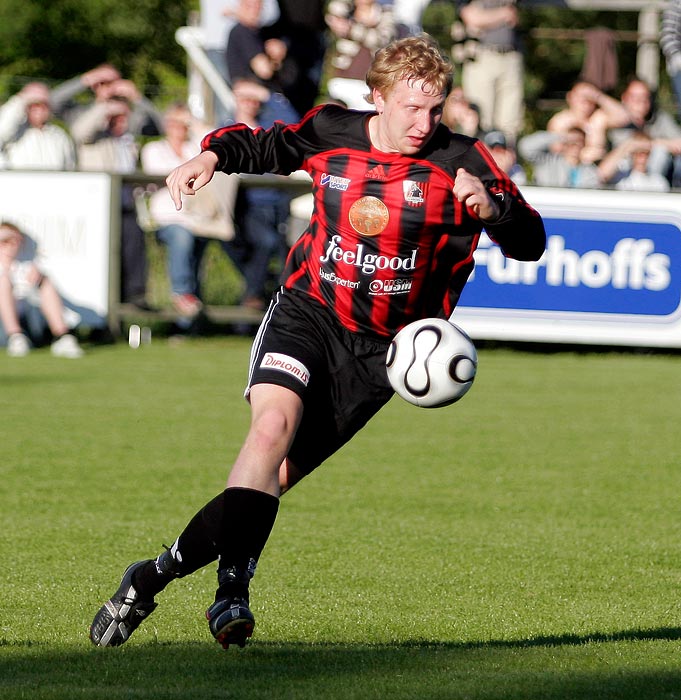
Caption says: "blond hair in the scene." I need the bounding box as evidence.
[365,34,453,104]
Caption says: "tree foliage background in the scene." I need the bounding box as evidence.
[0,0,662,134]
[0,0,196,106]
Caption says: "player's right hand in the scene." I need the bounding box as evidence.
[166,151,219,211]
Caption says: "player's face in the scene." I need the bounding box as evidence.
[372,78,445,155]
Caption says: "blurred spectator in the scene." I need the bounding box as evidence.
[141,103,238,318]
[517,128,601,189]
[597,131,671,193]
[224,78,293,310]
[442,86,485,139]
[391,0,432,36]
[73,97,150,309]
[266,0,328,116]
[226,0,300,124]
[0,221,83,358]
[660,0,681,120]
[72,97,139,172]
[608,78,681,187]
[546,80,629,165]
[324,0,398,111]
[199,0,280,126]
[0,82,76,170]
[50,63,163,137]
[483,130,527,185]
[457,0,524,144]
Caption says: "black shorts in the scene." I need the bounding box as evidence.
[246,288,394,475]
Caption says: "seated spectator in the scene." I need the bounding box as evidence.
[483,130,527,185]
[226,0,300,125]
[546,80,629,164]
[597,131,671,192]
[73,97,151,309]
[0,221,83,358]
[223,78,293,310]
[607,77,681,186]
[50,63,163,137]
[517,128,601,189]
[442,86,486,139]
[0,82,76,170]
[199,0,280,126]
[140,103,238,318]
[324,0,398,110]
[72,96,139,171]
[266,0,328,116]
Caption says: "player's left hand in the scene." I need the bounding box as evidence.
[453,168,500,222]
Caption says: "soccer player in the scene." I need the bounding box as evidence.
[90,34,546,650]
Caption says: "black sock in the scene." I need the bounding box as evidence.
[132,492,226,598]
[172,492,225,572]
[216,487,279,599]
[132,488,279,601]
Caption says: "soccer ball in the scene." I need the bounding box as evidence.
[385,318,477,408]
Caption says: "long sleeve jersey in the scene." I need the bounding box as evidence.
[202,103,545,338]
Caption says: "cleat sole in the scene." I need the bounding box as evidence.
[214,619,254,650]
[206,596,255,650]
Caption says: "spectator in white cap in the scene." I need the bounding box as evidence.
[0,82,76,170]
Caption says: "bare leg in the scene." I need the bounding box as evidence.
[38,278,69,337]
[226,383,305,495]
[0,274,22,336]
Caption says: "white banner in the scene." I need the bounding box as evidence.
[0,170,112,327]
[456,187,681,348]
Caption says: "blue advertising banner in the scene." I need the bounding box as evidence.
[455,188,681,348]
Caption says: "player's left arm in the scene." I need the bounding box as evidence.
[459,142,547,262]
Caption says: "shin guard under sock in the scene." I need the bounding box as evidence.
[216,487,280,600]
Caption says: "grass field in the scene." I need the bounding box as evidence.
[1,336,680,700]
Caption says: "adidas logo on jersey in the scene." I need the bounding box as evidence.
[365,164,388,180]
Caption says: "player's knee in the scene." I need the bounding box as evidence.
[250,406,295,452]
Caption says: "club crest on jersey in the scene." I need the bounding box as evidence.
[403,180,427,207]
[321,173,351,191]
[348,196,389,236]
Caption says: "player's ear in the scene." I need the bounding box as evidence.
[373,89,385,114]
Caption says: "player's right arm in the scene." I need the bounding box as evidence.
[199,104,343,177]
[167,104,350,210]
[166,112,316,211]
[166,150,219,211]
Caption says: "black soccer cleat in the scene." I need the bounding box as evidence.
[205,596,255,649]
[89,560,158,647]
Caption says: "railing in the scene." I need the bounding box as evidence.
[116,171,313,333]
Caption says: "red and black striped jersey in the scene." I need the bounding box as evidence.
[202,104,545,339]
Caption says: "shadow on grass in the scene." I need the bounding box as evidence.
[2,627,681,700]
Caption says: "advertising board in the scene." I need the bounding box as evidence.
[456,187,681,348]
[0,171,113,328]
